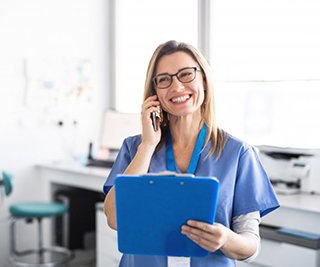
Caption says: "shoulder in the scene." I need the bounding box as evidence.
[122,134,142,151]
[222,132,257,159]
[110,134,142,167]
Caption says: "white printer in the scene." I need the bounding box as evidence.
[254,146,320,267]
[257,145,320,194]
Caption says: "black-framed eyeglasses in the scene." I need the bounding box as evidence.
[153,67,201,89]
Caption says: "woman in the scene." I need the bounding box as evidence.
[103,40,279,267]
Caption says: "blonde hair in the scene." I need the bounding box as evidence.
[143,40,226,158]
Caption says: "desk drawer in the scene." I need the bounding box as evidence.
[254,238,320,267]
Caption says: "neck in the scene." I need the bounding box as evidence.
[169,112,203,147]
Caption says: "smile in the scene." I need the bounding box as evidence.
[171,95,191,103]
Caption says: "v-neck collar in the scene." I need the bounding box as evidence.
[166,124,207,174]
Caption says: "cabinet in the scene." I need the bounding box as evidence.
[96,203,122,267]
[254,238,320,267]
[238,194,320,267]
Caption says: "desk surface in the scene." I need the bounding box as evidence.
[277,193,320,214]
[36,161,110,177]
[36,161,111,192]
[37,162,320,214]
[263,193,320,234]
[37,162,320,234]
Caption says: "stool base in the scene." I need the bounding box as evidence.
[10,246,74,267]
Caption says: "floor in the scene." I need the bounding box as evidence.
[5,249,95,267]
[67,249,95,267]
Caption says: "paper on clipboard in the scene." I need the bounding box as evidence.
[114,174,220,257]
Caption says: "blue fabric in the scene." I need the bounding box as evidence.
[103,133,280,267]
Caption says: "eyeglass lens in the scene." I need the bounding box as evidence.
[154,67,197,89]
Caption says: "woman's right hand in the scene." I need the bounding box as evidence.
[140,95,162,148]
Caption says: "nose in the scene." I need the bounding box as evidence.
[170,76,185,91]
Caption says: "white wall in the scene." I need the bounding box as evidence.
[211,0,320,149]
[0,0,110,265]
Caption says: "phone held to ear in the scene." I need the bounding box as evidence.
[151,106,162,131]
[151,111,158,131]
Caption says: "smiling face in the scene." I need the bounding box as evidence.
[155,51,206,119]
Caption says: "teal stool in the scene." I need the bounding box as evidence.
[1,171,73,267]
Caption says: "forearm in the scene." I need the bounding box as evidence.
[220,230,258,260]
[182,219,259,261]
[124,142,156,175]
[104,187,117,229]
[104,142,156,230]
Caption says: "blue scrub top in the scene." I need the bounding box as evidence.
[103,133,280,267]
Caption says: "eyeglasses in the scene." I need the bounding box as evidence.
[153,67,201,89]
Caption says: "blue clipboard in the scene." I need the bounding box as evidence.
[114,174,220,257]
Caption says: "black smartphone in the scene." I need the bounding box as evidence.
[150,90,159,131]
[151,111,158,131]
[150,90,163,131]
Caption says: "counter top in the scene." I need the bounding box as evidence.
[277,193,320,214]
[263,193,320,234]
[36,161,110,192]
[37,162,320,213]
[36,161,110,178]
[37,162,320,234]
[37,162,320,216]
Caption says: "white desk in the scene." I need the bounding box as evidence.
[251,193,320,267]
[36,161,110,194]
[36,162,112,266]
[36,163,320,267]
[262,193,320,235]
[36,162,118,267]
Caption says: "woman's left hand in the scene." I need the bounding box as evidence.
[181,220,229,252]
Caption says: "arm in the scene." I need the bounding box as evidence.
[181,211,261,260]
[104,95,161,230]
[181,221,257,260]
[216,227,258,260]
[104,143,157,230]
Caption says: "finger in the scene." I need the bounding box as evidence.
[142,106,160,117]
[185,233,217,252]
[142,101,160,110]
[143,95,158,105]
[147,95,158,100]
[181,225,213,242]
[141,107,162,129]
[186,220,214,234]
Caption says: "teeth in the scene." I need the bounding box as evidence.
[171,95,190,103]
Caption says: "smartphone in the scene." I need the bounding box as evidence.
[151,111,158,131]
[150,92,162,131]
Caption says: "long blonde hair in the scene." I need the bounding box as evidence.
[143,40,226,158]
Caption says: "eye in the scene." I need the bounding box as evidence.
[178,69,194,80]
[157,75,171,84]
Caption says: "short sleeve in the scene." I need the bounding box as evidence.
[103,138,133,194]
[233,147,280,218]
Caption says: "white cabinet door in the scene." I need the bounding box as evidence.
[96,203,122,267]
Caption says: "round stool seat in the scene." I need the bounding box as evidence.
[10,202,67,218]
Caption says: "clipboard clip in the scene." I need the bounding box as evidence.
[143,172,195,178]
